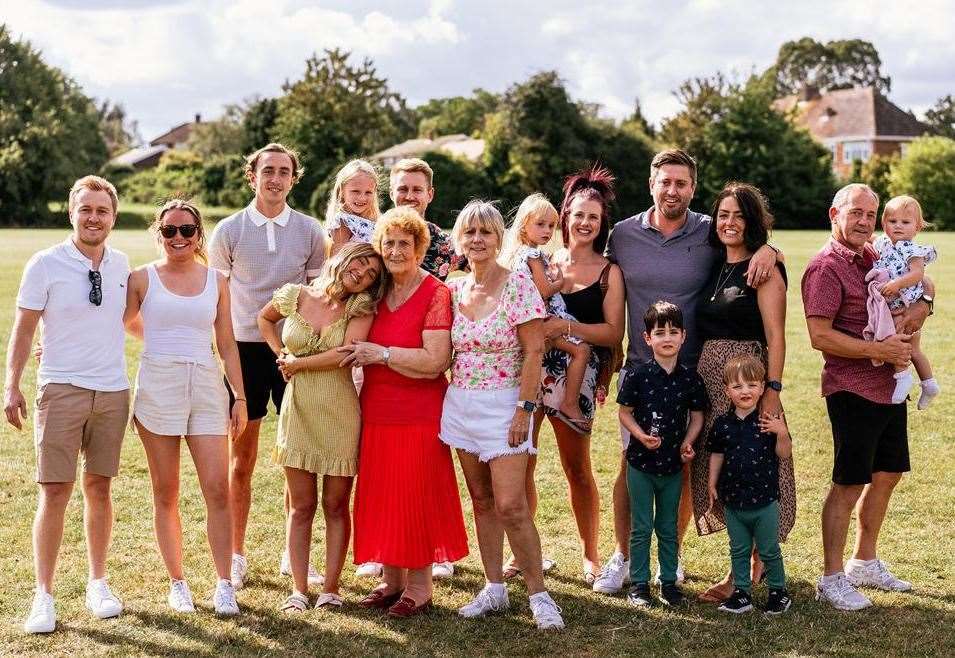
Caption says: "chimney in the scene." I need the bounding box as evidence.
[194,113,202,124]
[799,84,821,102]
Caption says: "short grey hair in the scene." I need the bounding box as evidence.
[450,200,505,256]
[832,183,879,210]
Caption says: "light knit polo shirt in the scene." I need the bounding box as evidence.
[16,238,130,391]
[209,203,327,342]
[605,208,718,368]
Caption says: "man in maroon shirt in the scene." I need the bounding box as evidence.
[802,183,932,611]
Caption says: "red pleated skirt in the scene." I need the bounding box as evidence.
[352,420,469,569]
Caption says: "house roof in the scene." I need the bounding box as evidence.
[110,144,169,167]
[149,121,197,147]
[371,134,485,162]
[775,87,928,141]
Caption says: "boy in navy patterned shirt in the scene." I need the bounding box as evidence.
[707,354,793,614]
[617,301,706,607]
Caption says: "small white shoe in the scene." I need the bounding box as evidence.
[213,579,240,616]
[815,573,873,611]
[314,592,343,609]
[432,561,455,580]
[355,562,383,578]
[167,580,196,613]
[280,550,325,587]
[592,552,630,595]
[230,553,248,590]
[85,578,123,619]
[458,584,509,618]
[845,558,912,592]
[24,589,56,634]
[653,561,685,586]
[529,591,564,630]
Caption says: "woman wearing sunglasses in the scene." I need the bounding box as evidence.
[124,199,248,616]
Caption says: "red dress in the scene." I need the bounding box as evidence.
[353,275,469,568]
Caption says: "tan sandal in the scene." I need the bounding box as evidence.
[314,592,343,609]
[281,592,309,614]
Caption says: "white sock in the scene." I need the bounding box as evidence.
[892,370,913,404]
[485,582,506,597]
[918,377,940,410]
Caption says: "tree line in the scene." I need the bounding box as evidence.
[2,26,953,229]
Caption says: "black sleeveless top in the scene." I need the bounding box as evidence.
[562,264,610,325]
[696,258,787,342]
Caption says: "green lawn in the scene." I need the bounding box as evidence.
[1,229,952,657]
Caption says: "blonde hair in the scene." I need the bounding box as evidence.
[244,143,304,183]
[314,242,387,317]
[451,200,505,257]
[723,354,766,385]
[150,197,208,264]
[69,175,119,214]
[389,158,434,188]
[882,195,928,232]
[500,193,561,267]
[372,206,431,262]
[325,159,381,224]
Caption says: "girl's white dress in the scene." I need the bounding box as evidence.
[873,235,937,310]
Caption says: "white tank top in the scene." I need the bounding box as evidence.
[142,264,218,363]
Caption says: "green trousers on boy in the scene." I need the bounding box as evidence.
[627,465,682,584]
[724,501,786,591]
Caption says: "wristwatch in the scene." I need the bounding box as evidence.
[766,380,783,392]
[918,294,934,315]
[516,400,537,413]
[381,348,391,364]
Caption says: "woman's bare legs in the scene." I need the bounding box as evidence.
[186,435,232,580]
[284,467,317,596]
[137,421,185,581]
[320,475,353,594]
[550,417,600,573]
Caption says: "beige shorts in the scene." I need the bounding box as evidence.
[34,383,129,483]
[133,355,229,437]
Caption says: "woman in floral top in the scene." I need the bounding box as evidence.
[439,201,565,630]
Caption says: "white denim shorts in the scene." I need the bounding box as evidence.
[133,355,229,437]
[440,386,536,462]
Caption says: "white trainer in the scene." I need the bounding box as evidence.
[355,562,383,578]
[279,550,325,587]
[815,573,873,610]
[592,552,630,594]
[432,561,455,580]
[230,553,248,590]
[458,585,509,618]
[845,558,912,592]
[529,591,564,630]
[24,589,56,634]
[213,578,240,616]
[85,578,123,619]
[653,561,685,585]
[167,580,196,613]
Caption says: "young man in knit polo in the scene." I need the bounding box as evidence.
[208,143,327,590]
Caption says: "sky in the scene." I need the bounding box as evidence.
[6,0,955,143]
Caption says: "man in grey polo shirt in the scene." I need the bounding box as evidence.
[592,149,780,595]
[208,143,327,590]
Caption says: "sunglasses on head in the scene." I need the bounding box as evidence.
[159,224,199,239]
[88,270,102,306]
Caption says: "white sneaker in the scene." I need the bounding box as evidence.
[458,584,509,618]
[213,579,240,616]
[279,550,325,587]
[355,562,383,578]
[85,578,123,619]
[592,552,630,594]
[167,580,195,613]
[529,591,564,630]
[24,589,56,634]
[653,561,685,586]
[230,553,248,590]
[815,573,873,610]
[432,561,455,580]
[846,558,912,592]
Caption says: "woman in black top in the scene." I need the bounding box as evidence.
[692,182,795,602]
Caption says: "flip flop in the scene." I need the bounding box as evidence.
[698,584,733,604]
[553,410,592,435]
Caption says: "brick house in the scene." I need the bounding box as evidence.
[110,114,203,170]
[774,87,928,178]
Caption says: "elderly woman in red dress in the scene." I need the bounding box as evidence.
[342,206,468,617]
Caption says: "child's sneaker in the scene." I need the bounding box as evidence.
[718,588,754,613]
[626,583,655,607]
[763,588,792,615]
[659,582,687,607]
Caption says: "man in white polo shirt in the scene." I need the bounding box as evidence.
[4,175,130,634]
[208,143,327,590]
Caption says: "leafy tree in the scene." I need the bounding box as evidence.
[272,48,416,212]
[850,153,897,210]
[622,99,656,139]
[924,95,955,139]
[240,96,278,154]
[417,150,494,228]
[417,90,499,138]
[97,100,140,156]
[888,136,955,229]
[0,25,109,225]
[188,104,245,158]
[765,37,891,96]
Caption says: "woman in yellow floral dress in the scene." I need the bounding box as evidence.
[257,242,387,613]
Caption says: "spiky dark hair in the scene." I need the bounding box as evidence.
[559,165,616,252]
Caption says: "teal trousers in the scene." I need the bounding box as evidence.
[627,465,682,585]
[724,501,786,591]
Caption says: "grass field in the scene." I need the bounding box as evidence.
[0,228,952,657]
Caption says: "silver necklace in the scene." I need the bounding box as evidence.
[710,262,739,302]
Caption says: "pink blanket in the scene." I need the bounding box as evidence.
[864,268,898,366]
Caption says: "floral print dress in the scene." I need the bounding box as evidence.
[873,235,937,310]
